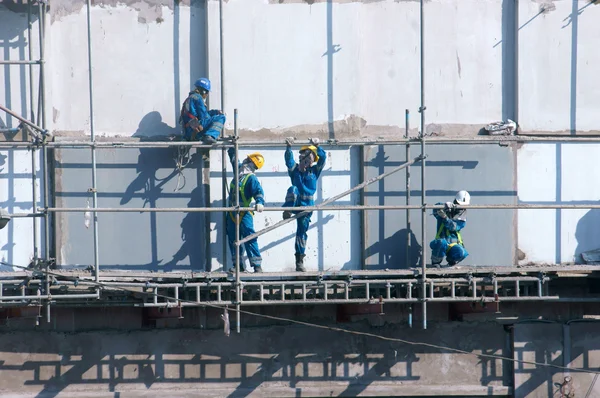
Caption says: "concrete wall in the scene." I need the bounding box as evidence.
[0,321,511,397]
[54,146,209,271]
[517,143,600,265]
[210,147,361,272]
[513,321,600,398]
[364,143,516,268]
[1,0,600,270]
[518,0,600,134]
[1,306,600,397]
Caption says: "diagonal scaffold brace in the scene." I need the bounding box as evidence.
[237,154,427,246]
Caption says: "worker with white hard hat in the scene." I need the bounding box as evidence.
[430,190,471,267]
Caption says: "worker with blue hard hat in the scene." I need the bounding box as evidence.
[179,78,225,144]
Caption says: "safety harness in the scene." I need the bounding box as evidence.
[435,223,464,253]
[179,95,203,141]
[229,174,254,223]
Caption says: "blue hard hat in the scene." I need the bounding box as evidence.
[194,78,211,92]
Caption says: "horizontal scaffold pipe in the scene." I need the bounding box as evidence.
[3,134,600,149]
[38,203,600,216]
[238,155,426,246]
[0,60,41,65]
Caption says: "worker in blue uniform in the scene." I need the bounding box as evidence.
[282,137,327,272]
[179,78,225,144]
[226,148,266,273]
[430,190,471,267]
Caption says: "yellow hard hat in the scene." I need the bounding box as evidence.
[247,152,264,169]
[299,145,319,163]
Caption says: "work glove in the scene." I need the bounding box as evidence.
[444,202,455,212]
[285,137,295,147]
[436,208,447,219]
[310,137,320,146]
[188,118,202,132]
[255,203,264,213]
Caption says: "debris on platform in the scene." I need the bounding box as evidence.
[483,119,517,135]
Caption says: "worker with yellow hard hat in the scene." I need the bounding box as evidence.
[282,137,327,272]
[226,147,266,273]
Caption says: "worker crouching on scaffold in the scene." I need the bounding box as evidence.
[282,137,327,272]
[430,190,471,267]
[179,78,225,145]
[226,148,266,273]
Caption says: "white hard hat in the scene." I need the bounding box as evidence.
[455,190,471,206]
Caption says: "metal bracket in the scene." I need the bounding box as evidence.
[345,274,353,285]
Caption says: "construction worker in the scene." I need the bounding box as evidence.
[226,147,266,273]
[282,137,327,272]
[179,78,225,144]
[430,190,470,267]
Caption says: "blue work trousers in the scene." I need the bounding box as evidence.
[226,212,262,270]
[283,186,312,255]
[430,239,469,265]
[184,114,225,141]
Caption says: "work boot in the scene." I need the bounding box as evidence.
[295,253,306,272]
[283,210,292,220]
[201,135,217,145]
[253,266,263,273]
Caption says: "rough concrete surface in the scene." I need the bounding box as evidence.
[513,321,600,398]
[0,322,510,397]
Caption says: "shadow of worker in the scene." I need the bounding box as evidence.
[121,112,183,206]
[574,202,600,264]
[163,187,207,271]
[365,229,422,270]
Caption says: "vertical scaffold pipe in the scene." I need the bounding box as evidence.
[419,0,428,330]
[234,109,241,334]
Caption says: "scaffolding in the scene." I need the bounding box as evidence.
[2,0,600,333]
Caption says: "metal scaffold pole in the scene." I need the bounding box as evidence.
[28,0,39,263]
[233,109,241,334]
[405,109,413,328]
[419,0,427,330]
[86,0,101,298]
[219,0,228,277]
[37,0,51,323]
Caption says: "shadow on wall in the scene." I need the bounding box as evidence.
[365,229,422,270]
[0,323,512,398]
[133,111,180,140]
[574,202,600,264]
[163,187,206,272]
[120,112,207,271]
